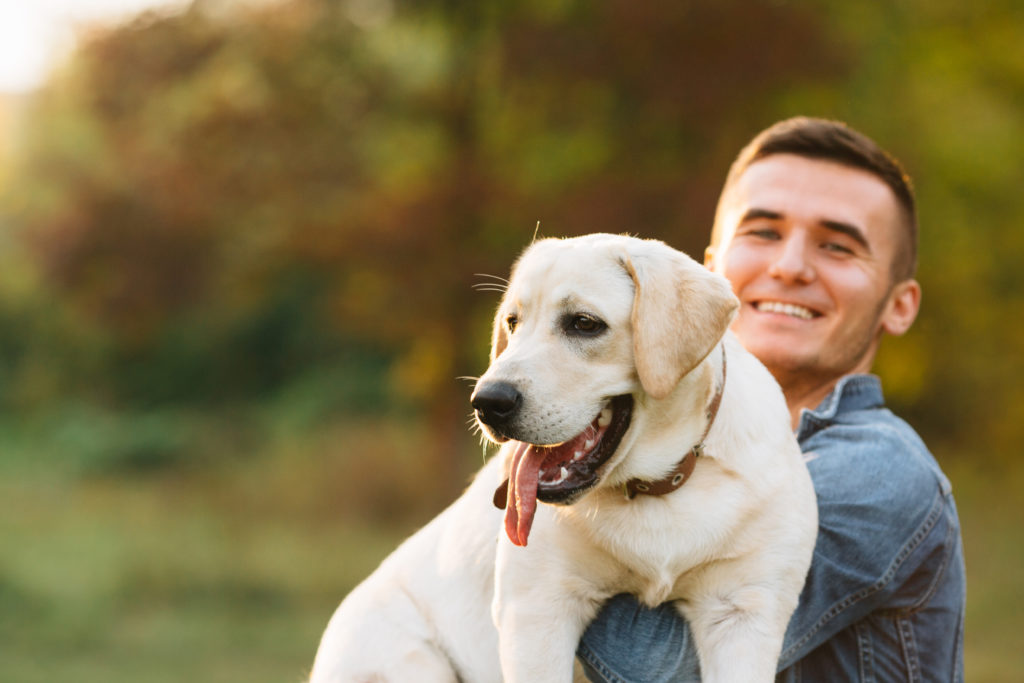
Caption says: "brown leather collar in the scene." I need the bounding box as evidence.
[622,344,727,500]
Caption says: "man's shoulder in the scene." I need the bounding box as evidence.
[803,417,944,498]
[799,375,952,508]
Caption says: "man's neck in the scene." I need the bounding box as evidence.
[783,381,837,430]
[774,367,857,430]
[773,357,878,430]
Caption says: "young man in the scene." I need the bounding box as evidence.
[576,118,966,681]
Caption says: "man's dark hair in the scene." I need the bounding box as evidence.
[711,117,918,281]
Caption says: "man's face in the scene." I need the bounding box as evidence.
[705,154,918,385]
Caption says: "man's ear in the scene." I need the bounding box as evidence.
[881,279,921,337]
[623,243,739,400]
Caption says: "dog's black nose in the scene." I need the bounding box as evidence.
[471,381,522,426]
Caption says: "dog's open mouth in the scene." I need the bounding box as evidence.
[495,394,633,547]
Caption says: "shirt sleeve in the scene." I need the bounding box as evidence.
[778,418,954,667]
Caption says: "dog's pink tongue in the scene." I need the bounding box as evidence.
[505,441,541,547]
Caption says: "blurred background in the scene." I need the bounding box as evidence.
[0,0,1021,680]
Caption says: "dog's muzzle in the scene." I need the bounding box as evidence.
[485,393,634,547]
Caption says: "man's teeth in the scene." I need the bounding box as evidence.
[756,301,815,320]
[597,407,612,427]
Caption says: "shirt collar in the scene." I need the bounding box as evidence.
[796,374,886,441]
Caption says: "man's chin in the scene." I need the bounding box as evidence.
[735,336,821,378]
[733,325,817,363]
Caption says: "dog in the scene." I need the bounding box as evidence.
[310,233,817,682]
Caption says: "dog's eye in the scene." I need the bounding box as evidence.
[566,314,606,336]
[506,314,518,333]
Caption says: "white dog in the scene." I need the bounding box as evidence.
[310,234,817,682]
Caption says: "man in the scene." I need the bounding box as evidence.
[576,117,966,681]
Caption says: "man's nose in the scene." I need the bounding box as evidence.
[767,233,815,283]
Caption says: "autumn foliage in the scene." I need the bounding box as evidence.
[2,0,1024,489]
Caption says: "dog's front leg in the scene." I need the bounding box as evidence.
[682,585,791,683]
[493,539,600,683]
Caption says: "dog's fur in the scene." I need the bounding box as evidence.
[310,234,817,682]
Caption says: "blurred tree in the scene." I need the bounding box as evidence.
[8,0,1023,486]
[4,0,848,496]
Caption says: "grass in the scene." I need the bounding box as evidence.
[0,477,407,683]
[0,412,1019,682]
[0,412,437,683]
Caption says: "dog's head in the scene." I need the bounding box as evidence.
[471,233,738,545]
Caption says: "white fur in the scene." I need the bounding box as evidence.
[310,234,817,682]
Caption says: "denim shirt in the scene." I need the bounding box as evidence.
[578,375,966,682]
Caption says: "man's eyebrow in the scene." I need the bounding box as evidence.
[821,220,871,251]
[740,208,782,223]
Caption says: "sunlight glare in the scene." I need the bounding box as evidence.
[0,5,62,92]
[0,0,191,93]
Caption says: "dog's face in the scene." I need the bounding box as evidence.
[472,234,738,546]
[477,237,638,445]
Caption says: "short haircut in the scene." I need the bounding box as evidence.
[710,117,918,282]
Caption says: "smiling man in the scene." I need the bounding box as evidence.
[707,147,921,429]
[577,118,966,681]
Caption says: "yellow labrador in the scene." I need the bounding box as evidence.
[310,234,816,682]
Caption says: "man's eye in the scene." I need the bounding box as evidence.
[506,314,518,333]
[566,314,606,336]
[822,242,854,255]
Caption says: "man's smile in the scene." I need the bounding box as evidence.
[751,300,822,320]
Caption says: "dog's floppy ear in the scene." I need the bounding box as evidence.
[623,242,739,399]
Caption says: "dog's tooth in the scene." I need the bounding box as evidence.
[598,408,612,427]
[573,450,585,461]
[583,439,595,451]
[559,466,569,481]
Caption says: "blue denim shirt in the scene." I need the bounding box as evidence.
[578,375,966,682]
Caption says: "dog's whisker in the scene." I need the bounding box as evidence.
[473,274,510,295]
[474,273,509,283]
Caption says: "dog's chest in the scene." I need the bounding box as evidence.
[631,569,683,607]
[609,546,706,607]
[568,492,740,606]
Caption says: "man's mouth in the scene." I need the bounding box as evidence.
[495,394,633,547]
[753,300,821,320]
